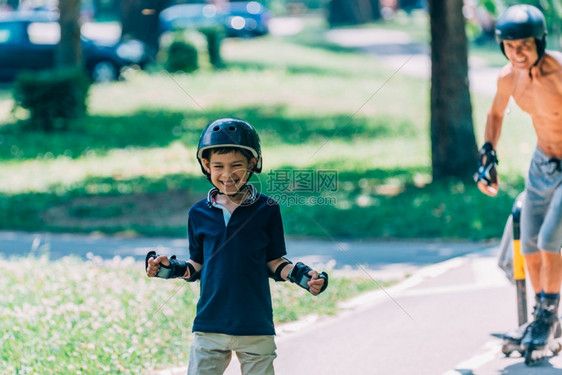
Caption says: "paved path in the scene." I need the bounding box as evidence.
[0,230,492,281]
[270,252,562,375]
[325,28,501,97]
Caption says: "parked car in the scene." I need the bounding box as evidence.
[0,11,149,82]
[159,1,271,38]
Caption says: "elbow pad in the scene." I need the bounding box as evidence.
[287,262,328,294]
[268,258,292,282]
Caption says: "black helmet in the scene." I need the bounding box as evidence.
[495,4,547,61]
[197,118,262,175]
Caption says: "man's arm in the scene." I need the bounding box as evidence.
[484,86,511,147]
[477,69,513,196]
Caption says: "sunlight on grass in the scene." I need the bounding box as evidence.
[89,68,424,121]
[0,138,429,194]
[0,142,199,193]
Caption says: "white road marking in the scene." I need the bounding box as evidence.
[442,340,502,375]
[339,257,468,310]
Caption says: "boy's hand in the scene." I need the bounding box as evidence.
[287,262,328,295]
[146,255,170,277]
[307,270,325,296]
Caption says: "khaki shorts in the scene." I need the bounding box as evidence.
[187,332,277,375]
[521,147,562,255]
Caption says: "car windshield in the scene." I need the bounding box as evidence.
[28,22,60,44]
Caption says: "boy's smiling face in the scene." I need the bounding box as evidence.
[202,150,256,196]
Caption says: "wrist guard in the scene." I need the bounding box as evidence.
[474,142,498,186]
[269,258,292,282]
[145,251,200,281]
[287,262,328,294]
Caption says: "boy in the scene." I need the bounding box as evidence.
[146,118,328,375]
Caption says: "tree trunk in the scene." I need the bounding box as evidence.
[327,0,377,27]
[428,0,478,181]
[121,0,166,58]
[94,0,122,19]
[369,0,382,21]
[57,0,81,69]
[6,0,19,10]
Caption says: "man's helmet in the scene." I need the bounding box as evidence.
[495,4,547,61]
[196,118,262,176]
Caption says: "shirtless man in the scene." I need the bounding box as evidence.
[475,4,562,355]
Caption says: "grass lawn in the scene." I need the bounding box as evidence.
[0,14,535,240]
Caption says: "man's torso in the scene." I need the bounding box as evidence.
[508,51,562,158]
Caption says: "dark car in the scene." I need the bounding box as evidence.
[159,1,271,38]
[0,11,149,82]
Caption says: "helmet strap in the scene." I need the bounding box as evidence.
[208,171,255,197]
[216,183,248,197]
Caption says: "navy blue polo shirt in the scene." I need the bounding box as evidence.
[188,191,287,336]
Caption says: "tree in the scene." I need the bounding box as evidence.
[57,0,81,68]
[327,0,381,27]
[428,0,478,181]
[5,0,19,10]
[121,0,168,58]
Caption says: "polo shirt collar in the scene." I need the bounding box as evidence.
[206,184,259,207]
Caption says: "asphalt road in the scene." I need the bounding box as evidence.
[0,230,492,280]
[269,253,562,375]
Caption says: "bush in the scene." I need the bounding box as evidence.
[12,68,90,132]
[166,39,199,73]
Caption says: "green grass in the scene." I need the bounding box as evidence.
[0,17,536,240]
[0,255,387,374]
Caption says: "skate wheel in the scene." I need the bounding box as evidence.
[501,344,512,357]
[550,340,562,355]
[524,347,548,366]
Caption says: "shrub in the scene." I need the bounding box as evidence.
[12,68,90,132]
[166,39,199,73]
